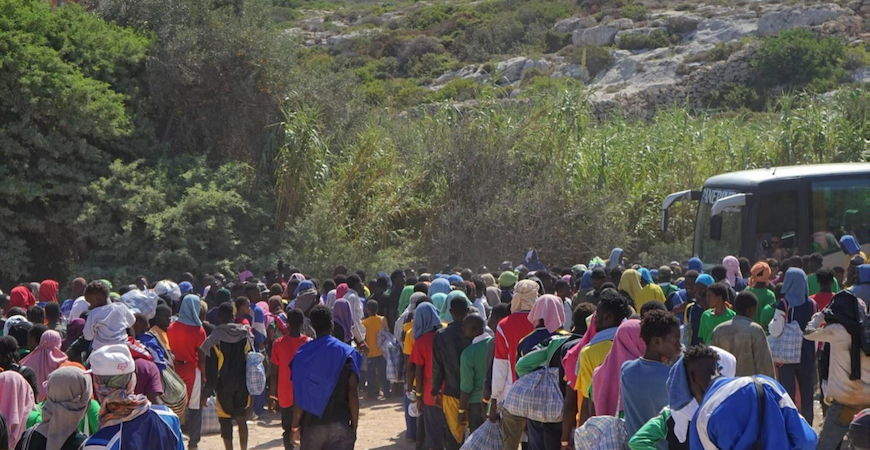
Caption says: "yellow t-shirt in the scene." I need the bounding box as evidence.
[362,315,385,358]
[576,340,614,399]
[403,321,415,356]
[635,284,666,310]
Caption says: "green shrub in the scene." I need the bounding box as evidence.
[616,29,677,50]
[521,68,549,85]
[406,53,460,78]
[620,4,648,21]
[710,82,763,110]
[518,75,584,96]
[561,45,612,77]
[753,29,845,89]
[426,78,482,102]
[684,41,745,63]
[544,30,573,53]
[844,45,870,70]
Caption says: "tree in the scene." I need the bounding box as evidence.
[0,0,149,283]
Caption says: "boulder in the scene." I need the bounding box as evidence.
[609,18,635,30]
[522,59,550,74]
[664,15,702,34]
[554,16,598,33]
[758,5,850,36]
[496,57,528,82]
[691,16,758,43]
[551,63,590,82]
[856,67,870,83]
[573,25,620,46]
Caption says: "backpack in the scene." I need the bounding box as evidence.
[160,367,189,420]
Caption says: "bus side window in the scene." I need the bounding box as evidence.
[811,181,870,255]
[756,191,798,263]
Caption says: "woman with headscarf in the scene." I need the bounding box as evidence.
[82,345,181,450]
[0,371,35,450]
[21,331,68,403]
[407,303,444,450]
[10,286,36,311]
[618,269,644,307]
[166,295,207,447]
[769,267,818,424]
[490,279,538,446]
[440,291,472,323]
[722,256,748,291]
[37,281,59,308]
[591,319,644,417]
[332,299,356,344]
[17,366,91,450]
[396,285,415,321]
[498,271,518,304]
[636,268,666,310]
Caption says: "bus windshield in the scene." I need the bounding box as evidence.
[694,188,742,265]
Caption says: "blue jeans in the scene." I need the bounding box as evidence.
[366,355,390,398]
[817,400,865,450]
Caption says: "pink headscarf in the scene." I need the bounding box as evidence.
[591,319,645,417]
[0,371,36,449]
[239,270,254,282]
[257,301,273,329]
[21,330,68,402]
[290,273,306,283]
[723,256,742,287]
[528,294,566,333]
[336,283,349,301]
[562,312,598,387]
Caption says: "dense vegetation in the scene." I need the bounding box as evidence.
[0,0,868,286]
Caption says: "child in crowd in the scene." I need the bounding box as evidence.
[459,315,490,435]
[362,300,391,399]
[697,283,735,345]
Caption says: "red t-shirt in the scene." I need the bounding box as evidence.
[812,292,834,312]
[409,331,438,406]
[494,312,534,382]
[166,321,207,399]
[270,334,310,409]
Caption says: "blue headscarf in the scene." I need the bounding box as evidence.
[428,278,451,297]
[609,248,623,269]
[178,294,203,326]
[841,235,862,255]
[413,303,443,340]
[442,291,472,322]
[688,257,703,273]
[447,274,463,285]
[782,268,808,307]
[377,272,392,289]
[650,269,659,280]
[580,270,594,290]
[638,268,654,285]
[294,280,314,297]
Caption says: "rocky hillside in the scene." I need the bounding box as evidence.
[278,0,870,115]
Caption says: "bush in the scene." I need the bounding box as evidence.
[521,68,549,85]
[684,41,744,64]
[620,4,648,21]
[710,82,763,110]
[754,29,845,89]
[397,35,447,69]
[426,78,482,102]
[544,30,572,53]
[616,29,677,50]
[561,45,613,77]
[406,52,459,78]
[844,45,870,70]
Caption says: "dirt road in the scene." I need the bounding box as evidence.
[199,396,414,450]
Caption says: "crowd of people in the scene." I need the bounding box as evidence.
[0,235,868,450]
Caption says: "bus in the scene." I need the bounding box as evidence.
[661,163,870,270]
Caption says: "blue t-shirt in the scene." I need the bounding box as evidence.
[620,358,670,449]
[82,405,183,450]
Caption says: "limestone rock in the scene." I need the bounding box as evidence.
[573,25,620,46]
[664,15,702,34]
[758,5,850,36]
[554,16,599,33]
[496,57,528,82]
[856,67,870,83]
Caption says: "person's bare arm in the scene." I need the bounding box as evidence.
[348,371,360,433]
[196,347,207,378]
[269,363,279,411]
[406,361,416,393]
[415,364,425,410]
[459,391,471,426]
[561,386,578,449]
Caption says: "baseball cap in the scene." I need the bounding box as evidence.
[88,344,135,376]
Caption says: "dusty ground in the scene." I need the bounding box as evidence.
[198,396,414,450]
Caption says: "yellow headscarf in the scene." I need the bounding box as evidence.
[618,269,643,303]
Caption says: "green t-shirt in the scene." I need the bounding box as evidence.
[27,399,100,435]
[698,308,736,345]
[460,336,492,403]
[807,274,839,297]
[746,287,777,328]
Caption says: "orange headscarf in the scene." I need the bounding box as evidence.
[749,261,772,287]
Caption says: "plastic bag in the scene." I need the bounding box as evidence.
[461,420,503,450]
[246,351,266,396]
[500,367,563,423]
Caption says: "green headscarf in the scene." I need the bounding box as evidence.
[397,285,415,315]
[441,291,473,323]
[498,271,518,288]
